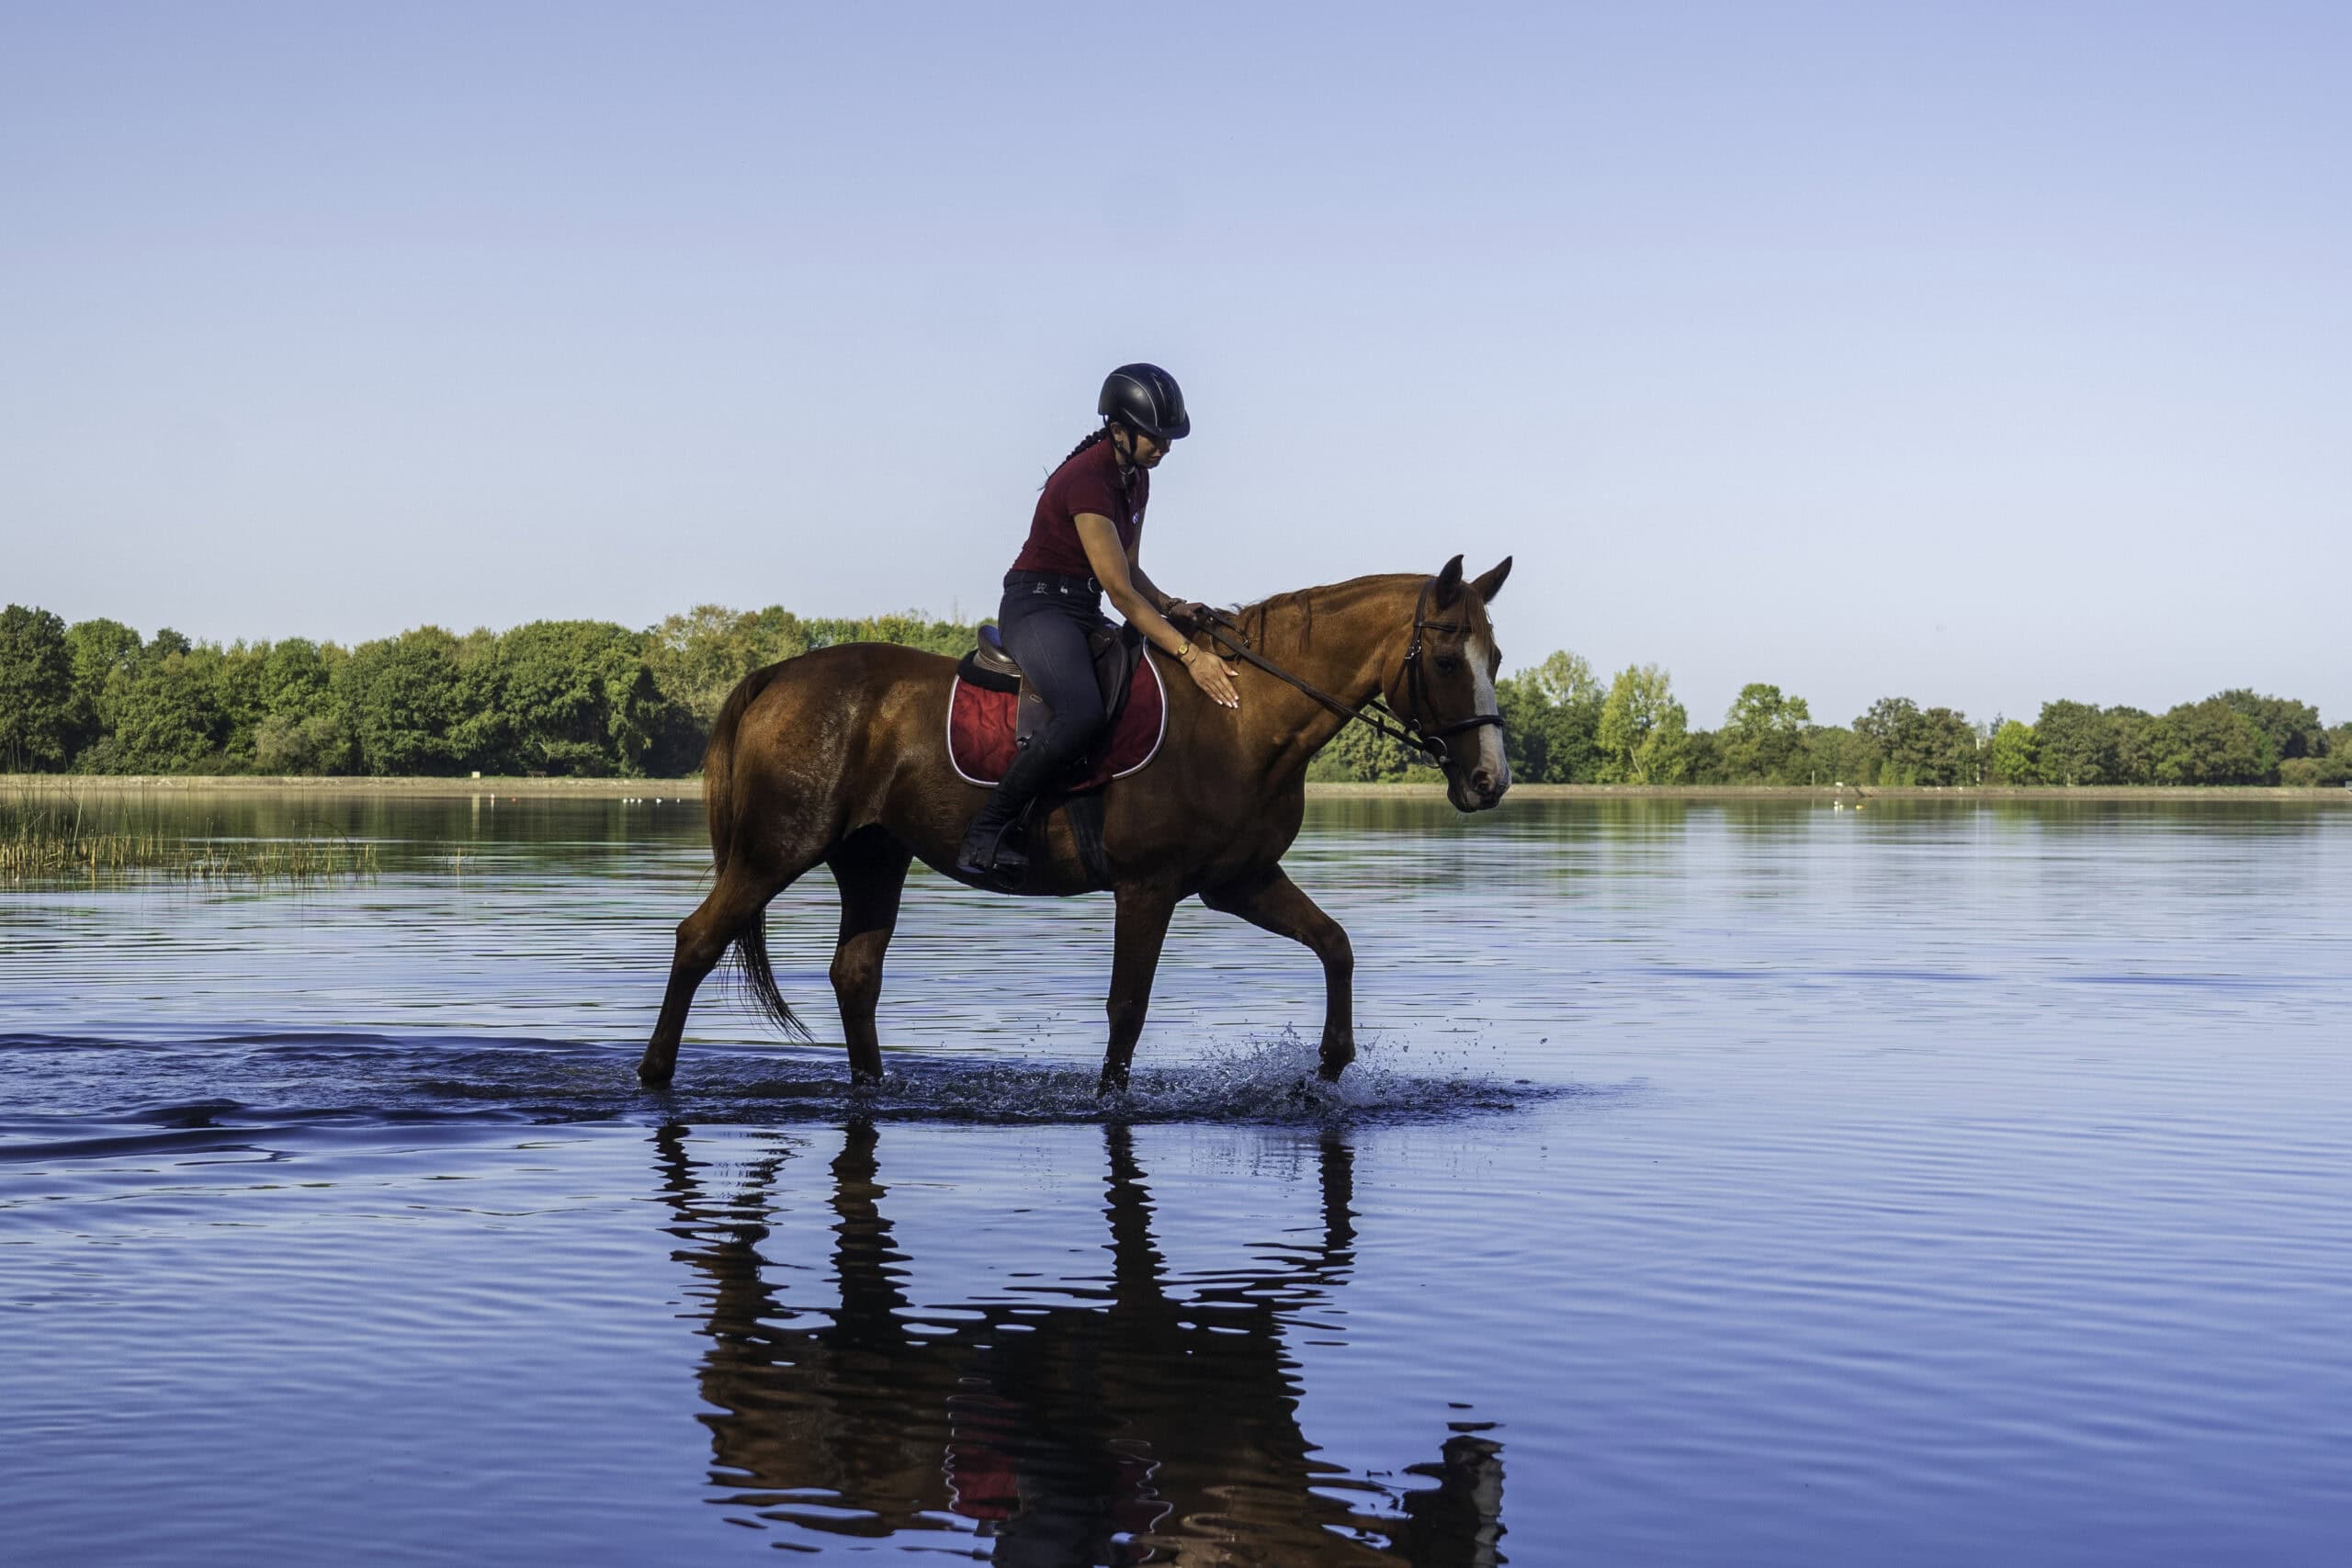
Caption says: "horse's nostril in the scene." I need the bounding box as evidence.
[1471,769,1494,794]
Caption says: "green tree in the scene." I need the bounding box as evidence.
[1644,704,1691,784]
[211,641,271,766]
[1988,718,2040,784]
[62,617,144,751]
[1679,726,1724,784]
[260,637,337,718]
[1853,696,1920,784]
[102,640,231,772]
[248,637,351,773]
[644,604,806,728]
[479,620,664,775]
[2211,690,2322,762]
[2108,706,2158,784]
[2321,724,2352,786]
[338,626,469,774]
[254,710,352,773]
[1597,664,1689,784]
[1718,682,1813,783]
[1495,649,1603,783]
[1852,696,1975,784]
[1795,725,1869,785]
[1522,649,1599,708]
[0,604,76,768]
[1912,706,1979,785]
[2033,700,2111,785]
[2144,697,2271,784]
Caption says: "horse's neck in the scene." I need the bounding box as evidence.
[1235,578,1412,777]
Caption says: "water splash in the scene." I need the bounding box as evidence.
[0,1027,1565,1156]
[849,1026,1556,1125]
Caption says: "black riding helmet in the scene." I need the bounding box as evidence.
[1099,363,1191,443]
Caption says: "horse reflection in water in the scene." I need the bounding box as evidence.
[656,1122,1505,1564]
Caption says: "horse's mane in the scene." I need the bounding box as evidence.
[1231,572,1449,659]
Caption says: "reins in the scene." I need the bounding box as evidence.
[1186,577,1503,770]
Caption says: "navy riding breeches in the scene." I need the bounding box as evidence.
[997,580,1110,773]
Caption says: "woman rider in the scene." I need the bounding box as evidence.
[956,363,1243,883]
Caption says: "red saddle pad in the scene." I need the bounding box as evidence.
[947,657,1167,790]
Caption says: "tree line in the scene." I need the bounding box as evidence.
[4,602,2345,786]
[1307,650,2352,789]
[0,603,972,777]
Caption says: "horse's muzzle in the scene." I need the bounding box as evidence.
[1451,766,1509,813]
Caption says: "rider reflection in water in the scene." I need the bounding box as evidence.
[956,364,1244,886]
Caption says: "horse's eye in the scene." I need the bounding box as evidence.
[1435,657,1459,675]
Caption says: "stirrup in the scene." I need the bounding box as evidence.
[956,818,1029,889]
[978,842,1028,891]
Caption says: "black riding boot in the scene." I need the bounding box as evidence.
[956,737,1069,886]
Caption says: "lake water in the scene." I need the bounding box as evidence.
[4,793,2348,1565]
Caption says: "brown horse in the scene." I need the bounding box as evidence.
[638,554,1512,1092]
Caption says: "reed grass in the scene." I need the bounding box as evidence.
[1,787,379,883]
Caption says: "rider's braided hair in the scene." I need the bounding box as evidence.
[1061,423,1113,465]
[1041,423,1125,491]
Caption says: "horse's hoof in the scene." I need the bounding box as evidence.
[1274,1076,1317,1108]
[636,1063,675,1089]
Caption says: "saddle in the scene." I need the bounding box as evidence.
[948,622,1166,793]
[948,624,1168,889]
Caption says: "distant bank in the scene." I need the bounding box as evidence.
[7,776,2346,804]
[6,604,2343,788]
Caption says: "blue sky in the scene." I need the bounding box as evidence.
[4,2,2346,728]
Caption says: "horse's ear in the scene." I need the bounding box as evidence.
[1433,554,1466,608]
[1471,557,1512,604]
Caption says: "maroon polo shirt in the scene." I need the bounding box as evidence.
[1009,435,1148,580]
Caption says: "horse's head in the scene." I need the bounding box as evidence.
[1391,554,1514,813]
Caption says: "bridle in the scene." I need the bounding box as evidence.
[1192,576,1505,771]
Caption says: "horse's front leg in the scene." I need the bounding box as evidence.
[1101,878,1181,1096]
[1201,866,1354,1081]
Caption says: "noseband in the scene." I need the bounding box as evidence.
[1193,576,1503,772]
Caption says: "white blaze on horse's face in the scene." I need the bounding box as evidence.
[1462,628,1510,809]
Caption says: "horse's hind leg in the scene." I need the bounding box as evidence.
[1201,867,1355,1081]
[639,863,786,1087]
[826,827,913,1085]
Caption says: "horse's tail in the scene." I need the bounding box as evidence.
[702,665,812,1043]
[731,906,813,1043]
[701,666,770,879]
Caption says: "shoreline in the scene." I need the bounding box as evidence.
[6,775,2346,804]
[1302,783,2352,802]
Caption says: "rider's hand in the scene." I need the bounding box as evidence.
[1163,599,1216,626]
[1182,647,1241,710]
